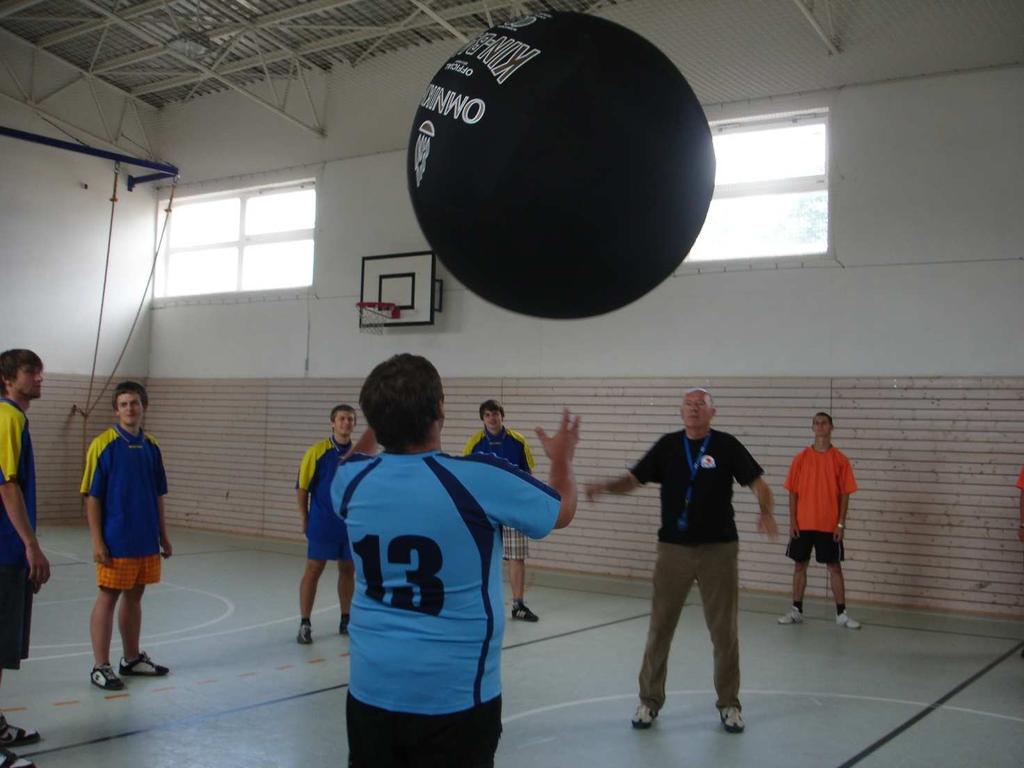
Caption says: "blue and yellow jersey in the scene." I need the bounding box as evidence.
[296,437,350,543]
[81,425,168,558]
[331,450,560,715]
[0,398,36,566]
[462,427,535,474]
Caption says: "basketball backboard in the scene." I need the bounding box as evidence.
[358,251,442,328]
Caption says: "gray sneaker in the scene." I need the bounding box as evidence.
[777,606,803,625]
[297,622,313,644]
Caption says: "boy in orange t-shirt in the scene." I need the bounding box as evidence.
[778,412,860,629]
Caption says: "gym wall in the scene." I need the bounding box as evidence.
[0,108,155,377]
[134,374,1024,616]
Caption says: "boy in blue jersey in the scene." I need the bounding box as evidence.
[463,399,541,621]
[82,381,172,691]
[296,404,357,643]
[332,354,580,768]
[0,349,50,768]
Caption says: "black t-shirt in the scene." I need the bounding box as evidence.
[630,429,763,545]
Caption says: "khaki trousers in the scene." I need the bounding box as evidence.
[638,540,740,712]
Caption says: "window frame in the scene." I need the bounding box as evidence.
[156,179,317,300]
[683,109,831,268]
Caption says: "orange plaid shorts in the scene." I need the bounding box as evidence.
[96,554,162,590]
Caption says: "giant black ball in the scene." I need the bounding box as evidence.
[407,11,715,319]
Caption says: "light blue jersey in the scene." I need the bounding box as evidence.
[331,450,561,715]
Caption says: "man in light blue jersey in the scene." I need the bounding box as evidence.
[332,354,579,768]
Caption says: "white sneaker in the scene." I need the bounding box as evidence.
[836,611,861,629]
[777,606,803,624]
[720,706,745,733]
[631,703,657,729]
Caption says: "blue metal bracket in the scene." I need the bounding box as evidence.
[0,125,179,190]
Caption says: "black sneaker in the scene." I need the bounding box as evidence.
[120,651,169,677]
[0,715,40,747]
[511,603,539,622]
[339,614,350,636]
[0,745,35,768]
[91,663,125,691]
[297,622,313,644]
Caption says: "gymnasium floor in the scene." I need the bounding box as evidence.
[6,526,1022,768]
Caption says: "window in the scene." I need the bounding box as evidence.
[687,112,828,263]
[157,181,316,297]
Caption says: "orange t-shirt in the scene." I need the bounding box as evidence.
[784,446,858,532]
[1016,466,1024,490]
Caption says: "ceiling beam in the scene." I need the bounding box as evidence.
[132,0,522,97]
[792,0,841,56]
[37,0,176,48]
[202,0,365,42]
[0,0,47,20]
[0,26,157,110]
[75,0,324,135]
[92,45,167,75]
[204,0,329,77]
[409,0,469,43]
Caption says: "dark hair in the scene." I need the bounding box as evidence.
[330,404,356,421]
[0,349,42,395]
[360,354,444,453]
[814,411,833,426]
[478,399,504,420]
[112,380,149,410]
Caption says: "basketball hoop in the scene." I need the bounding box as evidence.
[356,301,400,334]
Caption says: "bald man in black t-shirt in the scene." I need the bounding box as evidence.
[586,388,777,735]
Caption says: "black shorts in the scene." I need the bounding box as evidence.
[786,531,844,564]
[347,692,502,768]
[0,564,33,670]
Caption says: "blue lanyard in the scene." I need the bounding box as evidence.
[679,433,711,531]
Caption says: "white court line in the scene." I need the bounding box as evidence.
[34,583,192,607]
[30,582,236,651]
[503,689,1024,726]
[41,545,88,562]
[25,601,340,662]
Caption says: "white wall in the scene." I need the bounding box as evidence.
[148,64,1024,379]
[0,106,156,378]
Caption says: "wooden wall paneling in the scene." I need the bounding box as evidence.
[124,374,1024,616]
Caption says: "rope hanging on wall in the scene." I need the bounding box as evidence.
[70,169,178,432]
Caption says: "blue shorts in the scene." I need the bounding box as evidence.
[307,535,352,562]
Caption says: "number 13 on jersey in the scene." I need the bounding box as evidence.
[352,534,445,615]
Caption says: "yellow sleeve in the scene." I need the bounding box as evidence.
[0,404,24,483]
[81,429,118,495]
[297,440,328,490]
[462,430,485,457]
[508,429,536,472]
